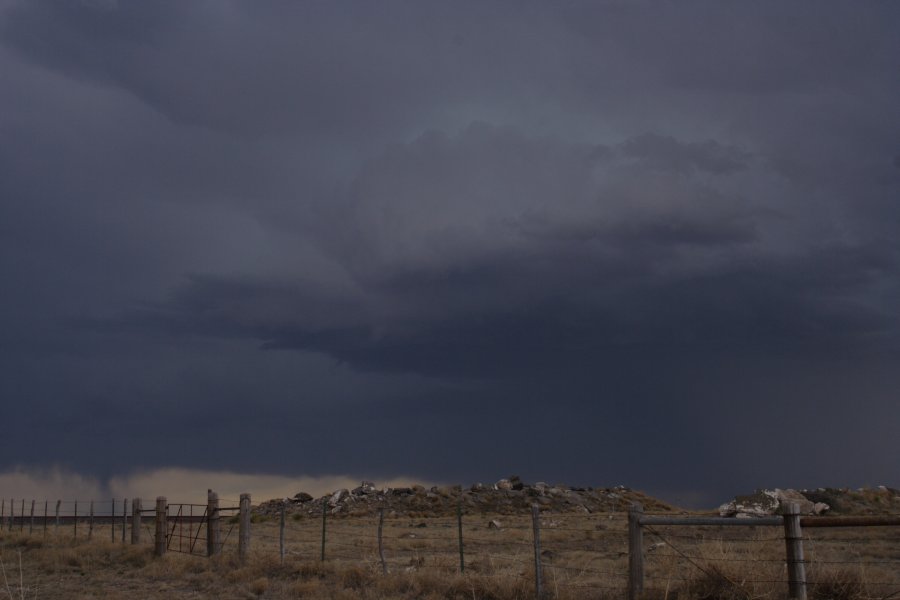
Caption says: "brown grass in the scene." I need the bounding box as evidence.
[1,514,898,599]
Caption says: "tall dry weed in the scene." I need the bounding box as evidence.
[0,550,31,600]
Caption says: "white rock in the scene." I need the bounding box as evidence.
[329,489,347,507]
[813,502,830,515]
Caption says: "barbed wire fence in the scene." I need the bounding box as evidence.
[1,493,898,600]
[633,503,900,600]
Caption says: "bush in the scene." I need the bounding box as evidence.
[675,565,752,600]
[809,567,864,600]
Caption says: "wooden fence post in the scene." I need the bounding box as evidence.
[378,508,387,574]
[531,504,543,600]
[55,500,60,534]
[320,501,327,562]
[457,498,465,573]
[19,499,24,532]
[43,500,48,536]
[207,490,220,557]
[238,493,251,563]
[0,499,4,531]
[154,497,167,557]
[122,499,127,543]
[88,500,94,540]
[131,498,142,545]
[29,500,35,535]
[783,502,808,600]
[73,500,77,538]
[279,502,286,564]
[628,502,645,600]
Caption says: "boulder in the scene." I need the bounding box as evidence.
[434,486,457,498]
[718,490,778,517]
[352,481,376,495]
[719,489,830,517]
[813,502,830,515]
[329,489,348,507]
[773,489,817,515]
[293,492,313,503]
[495,479,513,491]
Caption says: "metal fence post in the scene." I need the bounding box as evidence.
[457,498,465,573]
[279,501,286,564]
[378,508,387,574]
[238,493,251,563]
[131,498,142,545]
[207,490,220,557]
[532,504,544,600]
[628,502,645,600]
[154,497,167,557]
[783,502,808,600]
[320,501,327,562]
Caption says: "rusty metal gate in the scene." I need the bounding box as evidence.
[164,503,238,556]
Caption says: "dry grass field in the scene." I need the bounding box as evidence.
[1,512,898,599]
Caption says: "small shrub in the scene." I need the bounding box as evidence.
[288,579,323,597]
[339,564,374,589]
[248,576,269,596]
[224,565,258,584]
[809,567,864,600]
[121,546,151,568]
[675,565,752,600]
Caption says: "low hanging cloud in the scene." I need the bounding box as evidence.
[0,467,104,502]
[0,467,433,504]
[111,124,898,378]
[107,469,434,503]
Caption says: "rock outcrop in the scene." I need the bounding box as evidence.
[718,488,830,517]
[257,477,676,519]
[718,486,900,517]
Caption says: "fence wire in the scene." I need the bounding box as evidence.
[2,496,899,599]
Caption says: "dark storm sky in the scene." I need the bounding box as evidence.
[1,1,898,506]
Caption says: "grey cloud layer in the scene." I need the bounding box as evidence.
[120,124,897,377]
[1,0,898,504]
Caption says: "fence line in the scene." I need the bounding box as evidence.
[1,492,898,599]
[630,501,900,600]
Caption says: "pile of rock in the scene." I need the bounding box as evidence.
[718,488,830,518]
[256,476,676,519]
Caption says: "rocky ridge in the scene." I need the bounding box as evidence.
[718,486,900,518]
[256,476,676,519]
